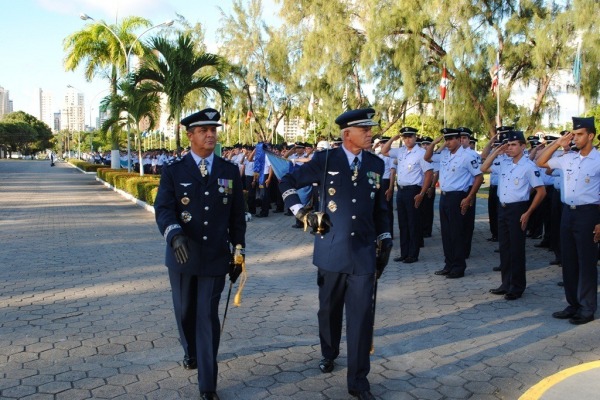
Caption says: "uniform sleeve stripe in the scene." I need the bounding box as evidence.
[378,232,392,241]
[164,224,181,241]
[282,189,297,201]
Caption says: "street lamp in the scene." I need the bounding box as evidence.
[80,13,174,172]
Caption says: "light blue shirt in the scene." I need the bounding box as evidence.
[378,153,394,179]
[389,145,432,186]
[432,146,482,192]
[548,148,600,206]
[190,151,214,174]
[492,155,543,203]
[341,144,362,167]
[489,153,506,186]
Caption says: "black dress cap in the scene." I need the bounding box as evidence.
[335,108,378,129]
[181,108,222,128]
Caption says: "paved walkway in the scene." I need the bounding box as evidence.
[1,159,599,400]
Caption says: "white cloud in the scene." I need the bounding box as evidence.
[37,0,173,19]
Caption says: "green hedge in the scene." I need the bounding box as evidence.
[96,168,160,205]
[70,160,106,172]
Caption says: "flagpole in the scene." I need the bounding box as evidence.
[496,51,501,126]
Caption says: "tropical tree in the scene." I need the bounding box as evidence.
[135,33,231,151]
[1,111,53,154]
[63,16,152,166]
[100,76,161,175]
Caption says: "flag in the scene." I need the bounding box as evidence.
[573,42,582,87]
[440,66,448,100]
[266,106,273,123]
[244,110,253,123]
[265,150,311,205]
[342,84,348,111]
[308,93,315,116]
[490,56,500,94]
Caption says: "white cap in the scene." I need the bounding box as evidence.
[316,140,331,150]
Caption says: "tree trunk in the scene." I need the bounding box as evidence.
[525,76,552,135]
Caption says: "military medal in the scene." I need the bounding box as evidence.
[199,159,208,177]
[408,164,412,170]
[368,179,373,185]
[352,168,359,181]
[327,200,337,212]
[181,211,192,223]
[514,178,519,185]
[219,187,225,193]
[585,176,590,183]
[328,187,336,196]
[371,192,375,199]
[181,197,190,205]
[223,198,228,204]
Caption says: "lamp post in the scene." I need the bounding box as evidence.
[80,13,174,172]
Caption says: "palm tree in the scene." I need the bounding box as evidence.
[100,77,161,175]
[135,33,230,151]
[63,16,152,167]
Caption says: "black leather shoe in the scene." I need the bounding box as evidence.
[549,259,561,266]
[557,281,564,287]
[273,209,284,213]
[552,310,576,319]
[489,288,507,295]
[492,265,501,272]
[569,315,594,325]
[403,257,418,264]
[531,234,543,239]
[423,233,432,238]
[255,213,268,218]
[348,390,376,400]
[494,248,500,253]
[393,255,406,262]
[446,271,465,279]
[319,358,334,373]
[183,356,197,370]
[284,211,293,216]
[504,292,521,300]
[199,392,220,400]
[486,236,498,242]
[534,241,550,248]
[292,223,303,228]
[434,269,450,275]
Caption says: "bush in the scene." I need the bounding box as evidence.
[70,160,104,172]
[95,168,161,206]
[125,176,160,199]
[146,186,160,206]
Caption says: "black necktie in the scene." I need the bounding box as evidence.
[351,157,360,181]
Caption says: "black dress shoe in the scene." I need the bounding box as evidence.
[504,292,521,300]
[183,356,197,370]
[492,265,501,271]
[494,248,500,253]
[284,211,293,216]
[552,310,576,319]
[348,390,376,400]
[569,315,594,325]
[549,259,561,266]
[423,233,432,238]
[557,281,564,287]
[489,288,507,295]
[446,271,465,279]
[531,234,543,239]
[403,257,418,264]
[273,209,284,213]
[255,213,268,218]
[434,269,450,275]
[534,241,550,248]
[393,255,406,262]
[319,358,334,373]
[292,223,303,228]
[486,236,498,242]
[199,392,220,400]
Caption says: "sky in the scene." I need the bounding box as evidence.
[0,0,278,126]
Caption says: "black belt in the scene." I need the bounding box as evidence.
[441,190,466,195]
[500,200,528,208]
[564,204,599,210]
[398,184,420,189]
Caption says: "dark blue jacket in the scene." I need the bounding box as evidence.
[154,153,246,275]
[279,147,390,275]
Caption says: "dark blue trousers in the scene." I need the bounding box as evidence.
[488,185,498,238]
[560,205,600,317]
[439,191,469,273]
[464,186,476,258]
[497,201,529,295]
[421,187,436,237]
[550,189,562,260]
[168,271,225,391]
[317,269,375,392]
[396,185,422,259]
[382,179,394,238]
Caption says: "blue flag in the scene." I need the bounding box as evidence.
[573,43,582,87]
[265,150,311,205]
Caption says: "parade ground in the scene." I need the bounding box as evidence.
[2,159,600,400]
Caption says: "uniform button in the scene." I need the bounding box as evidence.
[352,215,356,219]
[202,236,207,240]
[204,221,208,225]
[351,232,355,236]
[330,181,334,184]
[352,199,356,203]
[205,206,209,210]
[205,191,209,195]
[354,182,357,186]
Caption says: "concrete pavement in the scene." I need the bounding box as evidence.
[1,159,599,400]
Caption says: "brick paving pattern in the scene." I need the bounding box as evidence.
[1,159,599,399]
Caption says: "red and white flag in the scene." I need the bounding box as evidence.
[490,59,500,93]
[440,67,448,100]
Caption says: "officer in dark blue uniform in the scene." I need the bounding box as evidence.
[481,130,546,300]
[425,128,483,278]
[154,108,246,400]
[537,116,600,325]
[279,108,392,400]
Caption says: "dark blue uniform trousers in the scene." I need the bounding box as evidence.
[464,186,476,258]
[488,185,498,238]
[382,178,394,238]
[421,187,436,237]
[497,201,529,295]
[317,268,375,392]
[396,185,422,259]
[439,191,469,273]
[168,270,225,391]
[560,205,599,317]
[550,189,562,260]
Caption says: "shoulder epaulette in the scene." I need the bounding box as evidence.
[165,157,183,167]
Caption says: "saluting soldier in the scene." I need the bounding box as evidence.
[424,128,483,279]
[381,127,433,263]
[457,127,480,258]
[420,137,438,238]
[481,130,546,300]
[537,116,600,325]
[154,108,246,400]
[279,108,392,400]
